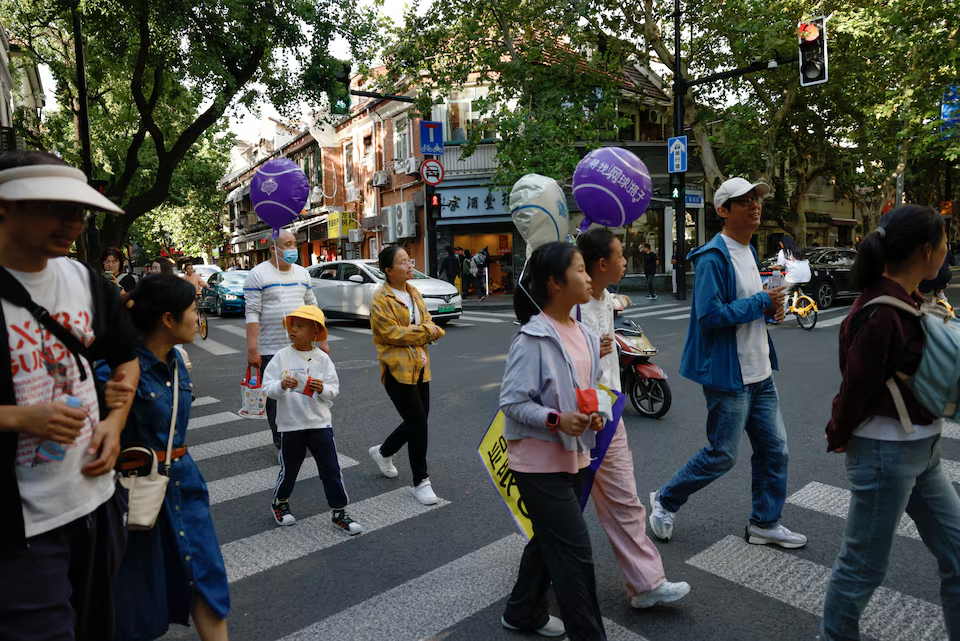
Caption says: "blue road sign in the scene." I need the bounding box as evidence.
[942,86,960,140]
[668,136,688,174]
[685,189,704,207]
[420,121,444,155]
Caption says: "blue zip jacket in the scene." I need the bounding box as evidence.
[679,234,778,392]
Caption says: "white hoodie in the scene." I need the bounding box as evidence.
[575,290,621,392]
[262,345,339,432]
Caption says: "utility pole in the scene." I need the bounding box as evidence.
[670,0,687,300]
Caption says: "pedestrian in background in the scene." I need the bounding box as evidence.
[500,241,606,640]
[150,256,175,274]
[244,229,326,449]
[111,275,230,641]
[462,249,486,301]
[771,236,811,314]
[262,305,360,535]
[576,228,691,610]
[369,246,445,506]
[649,177,806,549]
[102,247,138,293]
[822,205,960,640]
[182,263,210,296]
[642,243,659,299]
[0,151,139,641]
[437,245,460,284]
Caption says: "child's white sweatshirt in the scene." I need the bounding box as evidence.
[262,345,340,432]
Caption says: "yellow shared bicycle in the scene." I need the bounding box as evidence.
[786,284,818,330]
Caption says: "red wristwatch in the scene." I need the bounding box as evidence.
[546,412,560,433]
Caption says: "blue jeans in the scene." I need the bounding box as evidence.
[658,376,788,528]
[821,435,960,641]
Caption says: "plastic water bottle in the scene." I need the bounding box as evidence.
[768,269,783,290]
[35,396,82,463]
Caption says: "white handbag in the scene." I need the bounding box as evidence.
[119,365,180,530]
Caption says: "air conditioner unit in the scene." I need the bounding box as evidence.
[310,187,323,204]
[371,170,390,188]
[347,228,364,243]
[346,185,360,202]
[396,201,417,238]
[381,205,398,244]
[402,157,421,176]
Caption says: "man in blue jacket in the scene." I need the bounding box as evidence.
[648,177,808,549]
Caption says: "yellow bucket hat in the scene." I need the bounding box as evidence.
[282,305,328,342]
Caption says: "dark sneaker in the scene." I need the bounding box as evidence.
[272,501,295,526]
[332,509,362,535]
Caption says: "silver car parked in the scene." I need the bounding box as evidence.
[309,260,462,325]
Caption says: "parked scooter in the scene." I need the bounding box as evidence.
[614,314,672,418]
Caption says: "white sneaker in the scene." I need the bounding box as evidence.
[413,478,439,505]
[745,523,808,549]
[648,491,676,541]
[501,615,565,637]
[369,445,398,478]
[630,581,691,609]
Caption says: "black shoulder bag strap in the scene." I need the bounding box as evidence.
[0,266,91,381]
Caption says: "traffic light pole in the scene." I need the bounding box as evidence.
[669,0,798,300]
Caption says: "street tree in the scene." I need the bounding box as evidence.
[383,0,630,187]
[2,0,380,263]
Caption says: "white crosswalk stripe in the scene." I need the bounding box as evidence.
[215,322,344,342]
[459,313,508,323]
[328,326,373,335]
[662,313,690,320]
[187,411,242,430]
[686,535,948,641]
[192,396,220,407]
[446,321,476,327]
[818,312,852,328]
[787,481,923,540]
[620,304,687,318]
[207,454,359,505]
[191,337,240,355]
[462,310,519,319]
[222,486,450,583]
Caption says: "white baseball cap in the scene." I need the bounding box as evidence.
[714,177,770,209]
[0,164,124,213]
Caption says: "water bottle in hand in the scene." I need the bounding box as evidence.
[768,269,783,290]
[36,396,82,463]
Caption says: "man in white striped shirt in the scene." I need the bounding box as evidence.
[245,229,328,448]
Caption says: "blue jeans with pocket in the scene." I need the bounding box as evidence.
[658,376,789,528]
[821,434,960,640]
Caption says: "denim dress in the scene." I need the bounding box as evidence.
[110,346,230,640]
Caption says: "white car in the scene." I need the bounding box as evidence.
[309,260,462,325]
[194,264,222,280]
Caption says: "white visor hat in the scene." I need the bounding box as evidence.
[0,165,124,213]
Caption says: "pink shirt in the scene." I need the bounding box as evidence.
[509,314,592,474]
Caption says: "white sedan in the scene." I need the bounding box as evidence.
[309,259,462,325]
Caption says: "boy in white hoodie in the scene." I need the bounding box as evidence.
[263,305,361,535]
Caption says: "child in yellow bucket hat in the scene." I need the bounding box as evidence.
[261,305,360,534]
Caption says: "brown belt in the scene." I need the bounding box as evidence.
[120,446,188,471]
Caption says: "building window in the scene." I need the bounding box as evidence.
[363,132,374,159]
[393,116,412,160]
[433,87,495,143]
[344,142,355,185]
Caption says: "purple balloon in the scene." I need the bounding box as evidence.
[572,148,653,228]
[251,158,310,229]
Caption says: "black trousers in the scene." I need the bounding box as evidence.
[381,369,430,485]
[262,354,280,447]
[464,275,485,298]
[0,487,127,641]
[503,469,606,641]
[645,269,657,297]
[275,429,348,509]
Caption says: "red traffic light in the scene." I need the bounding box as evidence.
[430,194,440,207]
[798,23,820,42]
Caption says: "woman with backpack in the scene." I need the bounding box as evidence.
[462,249,485,301]
[821,205,960,640]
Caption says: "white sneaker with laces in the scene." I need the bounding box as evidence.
[649,491,676,541]
[501,615,565,637]
[368,445,398,478]
[630,581,691,609]
[413,478,439,505]
[745,523,808,549]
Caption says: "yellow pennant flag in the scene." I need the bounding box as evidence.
[476,411,535,540]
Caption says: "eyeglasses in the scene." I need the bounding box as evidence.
[397,259,413,267]
[34,202,90,221]
[728,195,763,207]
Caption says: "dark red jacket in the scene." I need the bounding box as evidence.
[826,277,935,450]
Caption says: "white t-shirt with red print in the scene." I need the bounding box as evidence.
[3,257,113,538]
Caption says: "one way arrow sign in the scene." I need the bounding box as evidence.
[668,136,687,174]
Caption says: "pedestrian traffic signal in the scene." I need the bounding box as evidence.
[797,16,828,87]
[426,185,442,219]
[329,62,352,116]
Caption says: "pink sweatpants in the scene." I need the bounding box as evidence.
[592,419,666,597]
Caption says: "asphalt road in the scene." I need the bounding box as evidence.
[160,294,958,641]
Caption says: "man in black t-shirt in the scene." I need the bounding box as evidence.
[642,243,659,299]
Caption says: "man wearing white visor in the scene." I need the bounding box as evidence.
[649,176,808,550]
[0,152,140,641]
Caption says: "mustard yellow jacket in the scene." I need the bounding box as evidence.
[370,282,445,384]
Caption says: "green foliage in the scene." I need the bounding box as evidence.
[2,0,380,262]
[383,0,630,187]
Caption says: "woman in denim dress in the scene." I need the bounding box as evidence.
[107,275,230,641]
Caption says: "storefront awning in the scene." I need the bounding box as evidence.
[437,215,513,226]
[832,218,858,227]
[225,184,250,204]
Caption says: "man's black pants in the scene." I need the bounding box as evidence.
[380,369,430,485]
[645,269,657,297]
[502,469,606,641]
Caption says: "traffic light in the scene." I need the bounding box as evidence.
[942,200,954,217]
[329,62,352,115]
[426,185,442,219]
[90,179,108,194]
[798,16,828,87]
